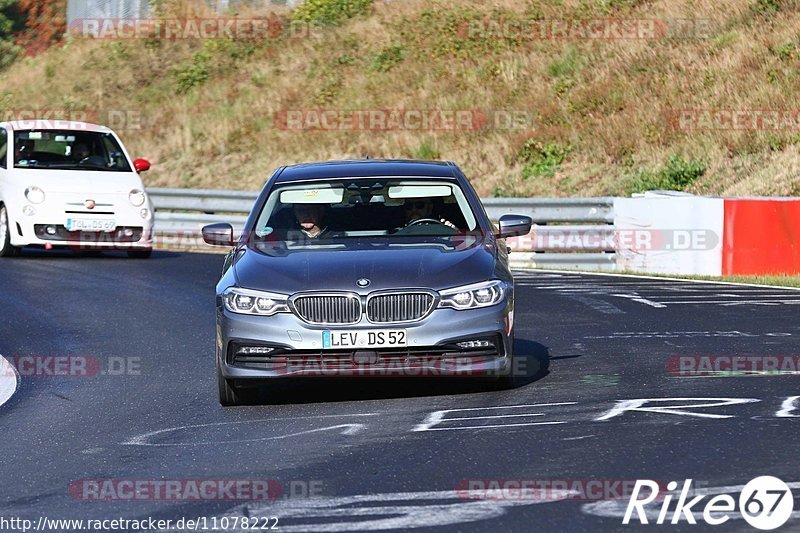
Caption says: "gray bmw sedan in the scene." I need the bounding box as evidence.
[203,160,532,405]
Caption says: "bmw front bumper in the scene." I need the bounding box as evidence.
[216,302,514,380]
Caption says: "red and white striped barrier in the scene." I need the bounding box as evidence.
[723,199,800,276]
[614,195,800,276]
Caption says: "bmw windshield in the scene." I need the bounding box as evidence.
[252,178,484,249]
[12,130,132,172]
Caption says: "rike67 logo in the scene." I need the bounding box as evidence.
[624,477,794,529]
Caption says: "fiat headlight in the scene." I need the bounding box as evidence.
[223,287,290,316]
[129,189,146,207]
[439,280,506,310]
[24,186,45,204]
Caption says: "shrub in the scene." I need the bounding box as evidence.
[519,140,571,179]
[412,141,440,160]
[624,156,706,194]
[370,45,404,72]
[0,38,20,70]
[751,0,782,17]
[172,50,211,94]
[291,0,372,26]
[0,0,21,70]
[546,47,582,79]
[15,0,66,56]
[172,40,256,94]
[773,41,798,62]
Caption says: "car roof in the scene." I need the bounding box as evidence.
[0,120,112,133]
[274,159,460,183]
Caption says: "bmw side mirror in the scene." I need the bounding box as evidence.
[202,223,234,246]
[497,214,532,238]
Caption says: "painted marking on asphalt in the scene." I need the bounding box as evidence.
[0,355,19,408]
[519,279,800,307]
[515,270,800,310]
[610,293,667,308]
[674,371,800,378]
[566,294,626,314]
[516,268,800,291]
[595,398,761,421]
[167,489,578,532]
[660,299,800,306]
[584,331,792,339]
[561,434,597,441]
[635,293,800,299]
[776,396,800,418]
[123,414,379,446]
[413,403,578,432]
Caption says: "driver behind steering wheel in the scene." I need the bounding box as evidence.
[402,198,456,229]
[72,143,92,162]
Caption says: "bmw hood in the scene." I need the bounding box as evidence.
[233,242,497,294]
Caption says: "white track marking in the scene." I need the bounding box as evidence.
[638,293,798,298]
[123,414,379,446]
[164,489,578,532]
[413,403,577,432]
[776,396,800,418]
[515,269,800,291]
[516,270,800,307]
[661,300,800,305]
[595,398,761,421]
[0,355,19,408]
[418,422,567,431]
[673,371,800,378]
[128,423,367,447]
[609,293,667,308]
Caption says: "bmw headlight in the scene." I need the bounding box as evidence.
[25,186,45,204]
[439,280,506,310]
[223,287,289,316]
[129,189,146,207]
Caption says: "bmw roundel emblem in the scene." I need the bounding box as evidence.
[356,278,370,287]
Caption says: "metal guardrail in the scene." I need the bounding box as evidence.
[147,188,616,270]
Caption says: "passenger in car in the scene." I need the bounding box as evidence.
[13,139,34,164]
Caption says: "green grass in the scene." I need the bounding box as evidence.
[624,156,706,195]
[3,0,800,197]
[291,0,373,26]
[596,270,800,288]
[524,267,800,287]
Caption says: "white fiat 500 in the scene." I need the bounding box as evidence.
[0,120,154,258]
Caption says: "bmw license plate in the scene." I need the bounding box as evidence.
[65,218,116,232]
[322,330,407,349]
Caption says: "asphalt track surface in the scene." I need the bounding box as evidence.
[1,250,799,532]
